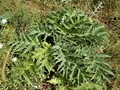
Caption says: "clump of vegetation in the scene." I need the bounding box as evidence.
[0,7,113,89]
[0,0,120,89]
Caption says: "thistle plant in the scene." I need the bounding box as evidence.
[1,8,113,89]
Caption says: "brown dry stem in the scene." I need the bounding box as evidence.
[1,50,11,82]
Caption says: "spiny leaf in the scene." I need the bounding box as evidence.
[47,77,63,85]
